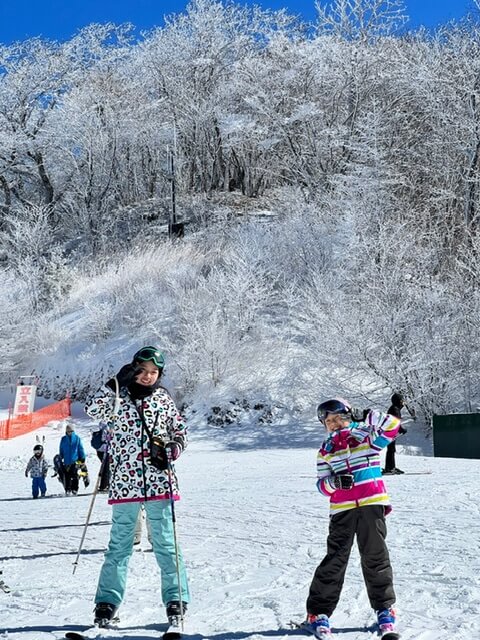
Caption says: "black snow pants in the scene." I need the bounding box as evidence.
[306,505,395,617]
[63,463,79,493]
[96,451,110,491]
[384,441,397,472]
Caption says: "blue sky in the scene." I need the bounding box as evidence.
[0,0,475,45]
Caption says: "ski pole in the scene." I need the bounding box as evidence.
[72,452,107,574]
[166,460,184,629]
[72,377,119,574]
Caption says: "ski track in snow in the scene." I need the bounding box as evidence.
[0,417,479,640]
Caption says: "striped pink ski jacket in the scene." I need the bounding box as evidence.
[316,410,400,515]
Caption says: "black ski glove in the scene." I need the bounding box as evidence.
[150,436,169,471]
[351,407,370,422]
[399,426,407,435]
[332,474,354,490]
[106,363,139,390]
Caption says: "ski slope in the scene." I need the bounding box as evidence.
[0,413,478,640]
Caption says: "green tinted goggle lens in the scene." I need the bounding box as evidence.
[134,348,165,368]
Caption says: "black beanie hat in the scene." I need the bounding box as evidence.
[391,392,404,406]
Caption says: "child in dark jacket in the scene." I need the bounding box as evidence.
[25,444,48,498]
[383,392,408,474]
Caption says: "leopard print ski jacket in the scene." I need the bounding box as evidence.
[85,384,187,505]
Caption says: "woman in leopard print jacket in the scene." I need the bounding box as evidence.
[84,346,190,625]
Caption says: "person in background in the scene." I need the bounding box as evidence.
[383,392,408,475]
[25,444,48,498]
[134,504,153,546]
[59,423,86,496]
[304,398,400,638]
[92,422,110,492]
[84,346,190,629]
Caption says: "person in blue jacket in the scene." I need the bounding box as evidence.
[59,423,86,495]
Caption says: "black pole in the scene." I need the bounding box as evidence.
[168,145,184,239]
[169,148,176,231]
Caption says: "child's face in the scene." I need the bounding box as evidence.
[325,413,351,433]
[135,360,160,386]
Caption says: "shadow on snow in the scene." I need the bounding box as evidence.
[190,418,323,452]
[0,520,110,533]
[0,625,320,640]
[0,492,95,502]
[0,547,105,562]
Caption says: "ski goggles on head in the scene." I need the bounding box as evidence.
[133,346,165,369]
[317,398,352,423]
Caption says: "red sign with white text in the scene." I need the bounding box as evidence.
[13,385,37,416]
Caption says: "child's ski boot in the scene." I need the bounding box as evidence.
[304,613,332,637]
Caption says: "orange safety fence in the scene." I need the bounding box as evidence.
[0,398,71,440]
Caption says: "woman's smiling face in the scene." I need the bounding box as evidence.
[135,360,159,386]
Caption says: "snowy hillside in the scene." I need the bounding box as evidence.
[0,412,478,640]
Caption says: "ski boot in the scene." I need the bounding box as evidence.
[94,602,118,627]
[166,601,188,627]
[164,601,187,639]
[166,601,187,617]
[376,606,396,635]
[304,613,332,637]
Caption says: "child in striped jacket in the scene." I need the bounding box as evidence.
[305,398,400,638]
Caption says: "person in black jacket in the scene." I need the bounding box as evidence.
[383,393,408,474]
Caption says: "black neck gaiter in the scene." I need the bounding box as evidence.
[127,380,160,400]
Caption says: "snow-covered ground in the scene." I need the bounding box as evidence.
[0,411,478,640]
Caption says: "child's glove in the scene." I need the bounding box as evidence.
[331,474,354,490]
[165,442,182,461]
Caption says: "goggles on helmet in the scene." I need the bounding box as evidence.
[317,398,352,423]
[133,346,165,369]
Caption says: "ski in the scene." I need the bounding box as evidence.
[288,620,400,639]
[288,620,323,635]
[64,617,179,640]
[402,471,431,475]
[382,471,431,476]
[163,616,184,640]
[63,617,120,639]
[288,620,305,630]
[288,620,334,638]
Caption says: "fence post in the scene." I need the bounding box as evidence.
[6,403,12,439]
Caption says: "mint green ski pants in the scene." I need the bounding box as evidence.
[95,500,190,607]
